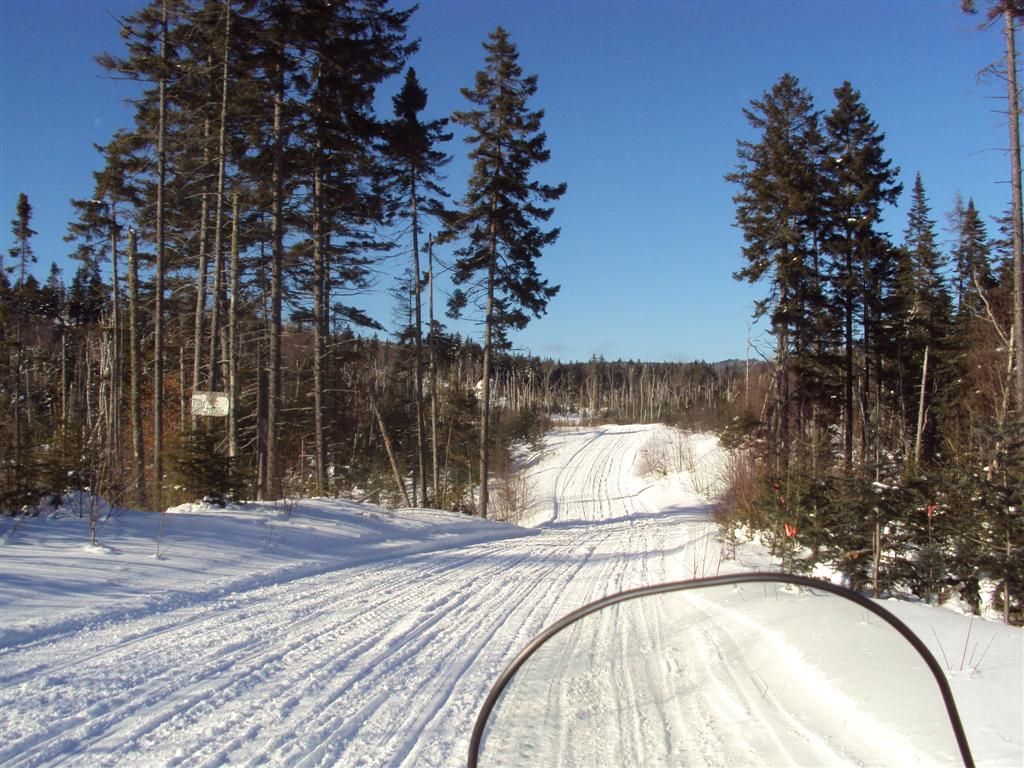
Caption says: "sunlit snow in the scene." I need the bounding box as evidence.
[1,424,1020,766]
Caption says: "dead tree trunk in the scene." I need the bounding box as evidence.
[370,386,412,508]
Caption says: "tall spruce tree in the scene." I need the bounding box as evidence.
[727,74,829,468]
[290,0,415,497]
[387,67,451,505]
[893,174,951,461]
[445,27,565,518]
[902,174,950,332]
[7,193,38,496]
[97,0,183,508]
[955,199,997,317]
[8,193,37,287]
[252,0,295,499]
[822,81,902,471]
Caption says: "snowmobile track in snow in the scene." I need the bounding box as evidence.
[1,426,718,767]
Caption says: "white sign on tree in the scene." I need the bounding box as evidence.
[191,391,230,417]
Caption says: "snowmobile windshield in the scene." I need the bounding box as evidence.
[469,573,973,768]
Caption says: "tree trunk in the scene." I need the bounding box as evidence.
[370,387,412,508]
[1005,7,1024,413]
[108,203,122,478]
[13,304,24,484]
[429,236,440,506]
[179,344,187,432]
[844,249,855,471]
[266,30,285,500]
[128,229,146,508]
[191,122,211,427]
[257,345,268,499]
[914,345,930,465]
[872,516,881,598]
[209,3,231,394]
[60,313,69,451]
[1004,526,1012,624]
[479,218,497,519]
[777,280,790,472]
[227,188,240,459]
[153,0,169,510]
[313,153,327,495]
[408,173,428,505]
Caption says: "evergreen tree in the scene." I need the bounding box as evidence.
[39,263,66,320]
[445,27,566,518]
[822,81,902,470]
[992,202,1018,285]
[286,0,415,496]
[954,198,996,317]
[97,0,185,508]
[902,175,951,333]
[386,66,451,505]
[726,74,831,467]
[5,193,39,510]
[943,417,1024,621]
[892,174,951,462]
[8,193,37,286]
[168,428,244,506]
[67,257,109,328]
[245,0,302,499]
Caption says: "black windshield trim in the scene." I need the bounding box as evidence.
[467,572,975,768]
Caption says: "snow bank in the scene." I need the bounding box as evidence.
[0,498,535,648]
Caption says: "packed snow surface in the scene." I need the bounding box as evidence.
[1,424,1021,766]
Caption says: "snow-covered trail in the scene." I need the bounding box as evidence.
[1,425,718,767]
[3,424,1019,767]
[545,425,655,523]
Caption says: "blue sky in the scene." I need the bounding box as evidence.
[0,0,1012,362]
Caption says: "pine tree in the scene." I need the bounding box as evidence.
[726,74,830,469]
[244,0,299,500]
[954,199,996,317]
[386,67,451,505]
[822,81,902,471]
[893,174,952,462]
[903,175,950,329]
[286,0,415,496]
[168,428,243,506]
[7,193,37,287]
[97,0,183,508]
[445,27,566,518]
[67,258,108,328]
[40,264,65,321]
[6,193,39,505]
